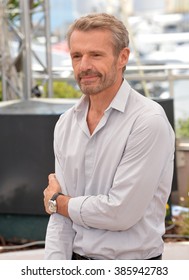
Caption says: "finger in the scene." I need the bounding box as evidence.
[48,173,56,181]
[43,187,48,196]
[44,197,51,215]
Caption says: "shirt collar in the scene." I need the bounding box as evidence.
[106,79,131,113]
[74,79,131,113]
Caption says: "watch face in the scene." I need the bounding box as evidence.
[48,200,57,213]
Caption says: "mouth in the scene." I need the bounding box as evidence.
[78,71,102,84]
[80,75,98,83]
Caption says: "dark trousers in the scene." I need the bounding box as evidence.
[72,252,162,260]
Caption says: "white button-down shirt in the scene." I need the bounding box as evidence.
[45,79,175,260]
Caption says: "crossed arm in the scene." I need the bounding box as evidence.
[43,173,70,217]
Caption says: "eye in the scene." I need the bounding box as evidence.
[91,53,103,59]
[94,53,100,56]
[71,53,81,60]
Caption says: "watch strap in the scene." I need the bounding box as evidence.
[50,192,64,201]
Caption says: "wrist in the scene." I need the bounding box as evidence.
[48,192,64,214]
[56,194,71,217]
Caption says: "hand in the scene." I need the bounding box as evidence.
[43,173,61,214]
[43,173,71,217]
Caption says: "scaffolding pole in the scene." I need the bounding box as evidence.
[0,0,53,101]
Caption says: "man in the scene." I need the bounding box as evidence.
[43,13,175,260]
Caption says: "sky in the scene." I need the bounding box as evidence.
[49,0,74,30]
[49,0,110,31]
[49,0,166,32]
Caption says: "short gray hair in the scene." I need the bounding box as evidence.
[66,13,129,56]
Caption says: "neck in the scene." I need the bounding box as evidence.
[88,78,123,114]
[86,78,123,134]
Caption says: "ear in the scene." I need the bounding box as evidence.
[118,47,130,69]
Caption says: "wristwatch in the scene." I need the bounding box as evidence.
[48,192,64,213]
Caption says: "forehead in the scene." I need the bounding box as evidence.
[69,29,114,52]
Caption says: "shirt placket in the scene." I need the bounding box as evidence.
[84,136,96,193]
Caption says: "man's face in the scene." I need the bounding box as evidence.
[69,29,125,96]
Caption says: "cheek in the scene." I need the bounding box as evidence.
[97,59,114,72]
[72,63,80,77]
[71,61,77,71]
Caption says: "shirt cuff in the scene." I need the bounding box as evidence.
[68,196,91,228]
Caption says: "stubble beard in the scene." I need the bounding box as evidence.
[77,65,117,96]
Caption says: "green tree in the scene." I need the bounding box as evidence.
[42,80,82,99]
[52,81,82,98]
[176,118,189,138]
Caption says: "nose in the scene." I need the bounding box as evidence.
[79,55,92,72]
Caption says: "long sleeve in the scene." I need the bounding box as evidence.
[44,140,75,260]
[68,114,175,231]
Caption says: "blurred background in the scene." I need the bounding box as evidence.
[0,0,189,253]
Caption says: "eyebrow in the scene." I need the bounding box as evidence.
[71,50,106,56]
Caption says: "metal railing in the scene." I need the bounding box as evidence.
[1,63,189,99]
[45,63,189,98]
